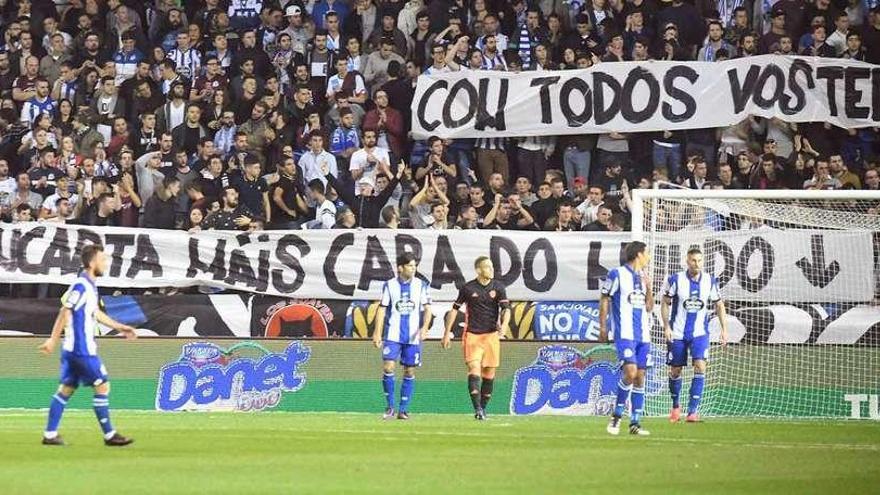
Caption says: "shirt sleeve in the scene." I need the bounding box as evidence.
[496,284,510,309]
[452,284,468,311]
[663,273,677,298]
[421,280,432,307]
[61,283,86,310]
[380,281,391,308]
[708,276,721,303]
[600,269,619,297]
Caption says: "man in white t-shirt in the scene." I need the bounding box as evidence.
[40,175,79,220]
[349,129,390,196]
[0,159,15,209]
[302,178,337,229]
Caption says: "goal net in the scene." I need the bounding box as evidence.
[631,189,880,419]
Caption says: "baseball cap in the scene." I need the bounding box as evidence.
[573,177,587,187]
[285,4,302,16]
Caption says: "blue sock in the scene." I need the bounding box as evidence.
[45,392,70,437]
[688,373,705,415]
[399,376,414,413]
[631,387,645,425]
[670,376,682,409]
[613,379,632,418]
[382,372,395,409]
[93,394,115,439]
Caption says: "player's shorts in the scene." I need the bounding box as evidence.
[60,352,109,388]
[667,335,710,367]
[463,331,500,368]
[615,339,651,369]
[382,341,422,367]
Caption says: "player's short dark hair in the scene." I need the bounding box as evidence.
[82,244,104,269]
[625,241,647,262]
[474,256,490,268]
[397,252,417,267]
[687,247,703,257]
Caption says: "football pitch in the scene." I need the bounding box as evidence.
[1,411,878,494]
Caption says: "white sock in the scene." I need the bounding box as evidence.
[43,431,58,439]
[103,430,116,441]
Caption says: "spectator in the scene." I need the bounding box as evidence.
[584,205,614,231]
[143,176,181,229]
[327,160,403,227]
[201,186,258,231]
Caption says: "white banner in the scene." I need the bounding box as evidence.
[0,223,873,302]
[412,55,880,138]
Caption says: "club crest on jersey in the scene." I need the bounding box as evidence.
[394,299,416,314]
[627,291,647,308]
[684,296,705,312]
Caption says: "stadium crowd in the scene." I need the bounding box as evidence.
[0,0,878,234]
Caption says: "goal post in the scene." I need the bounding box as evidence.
[630,188,880,419]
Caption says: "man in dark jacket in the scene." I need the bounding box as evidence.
[322,160,403,228]
[142,176,180,229]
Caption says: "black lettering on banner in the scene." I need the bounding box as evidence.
[559,77,593,126]
[40,227,76,275]
[273,234,309,293]
[416,80,446,132]
[586,241,607,290]
[187,237,228,280]
[126,235,162,278]
[752,64,786,109]
[442,79,477,129]
[103,234,135,277]
[620,67,660,123]
[704,238,735,288]
[873,68,880,122]
[225,234,258,288]
[736,236,774,293]
[430,235,465,290]
[324,233,355,296]
[816,66,844,117]
[394,234,423,264]
[728,64,761,113]
[489,236,522,287]
[593,72,621,125]
[358,235,394,291]
[530,76,561,124]
[663,66,698,122]
[781,59,813,115]
[844,67,870,119]
[255,233,271,292]
[522,238,556,292]
[476,78,508,131]
[14,226,43,273]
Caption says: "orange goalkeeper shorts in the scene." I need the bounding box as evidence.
[463,331,500,368]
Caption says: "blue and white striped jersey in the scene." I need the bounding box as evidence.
[61,275,100,356]
[380,277,431,345]
[601,265,651,343]
[663,271,720,340]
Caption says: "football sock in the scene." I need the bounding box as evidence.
[382,372,395,409]
[399,376,414,413]
[688,373,705,415]
[670,375,683,409]
[468,374,481,411]
[44,392,70,438]
[479,378,494,409]
[614,379,632,418]
[93,394,115,439]
[630,387,645,425]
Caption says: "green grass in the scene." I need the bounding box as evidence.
[1,411,879,494]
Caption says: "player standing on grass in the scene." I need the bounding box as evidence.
[442,256,510,420]
[600,241,653,436]
[373,253,432,420]
[38,244,137,446]
[661,247,729,423]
